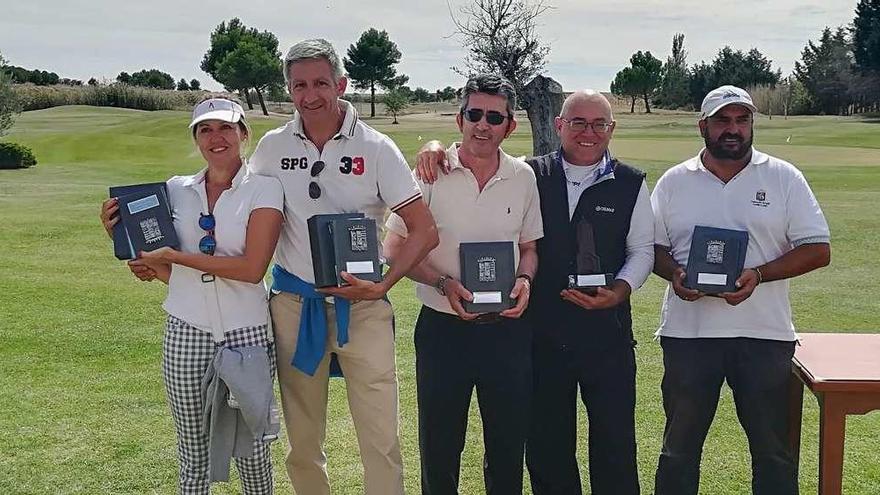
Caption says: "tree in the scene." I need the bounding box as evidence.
[129,69,175,89]
[383,89,410,124]
[794,27,855,115]
[0,53,21,136]
[437,86,457,101]
[413,87,433,102]
[655,33,691,109]
[343,28,409,118]
[629,51,663,113]
[87,77,99,86]
[611,67,639,113]
[176,78,190,91]
[216,40,283,115]
[202,18,281,110]
[450,0,551,110]
[686,47,781,110]
[189,79,201,91]
[853,0,880,73]
[116,72,132,84]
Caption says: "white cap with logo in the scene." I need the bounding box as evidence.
[189,98,245,128]
[700,85,757,119]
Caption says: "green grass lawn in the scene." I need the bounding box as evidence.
[1,106,878,494]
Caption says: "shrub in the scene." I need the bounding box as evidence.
[0,142,37,169]
[11,83,206,112]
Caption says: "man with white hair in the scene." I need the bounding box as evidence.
[416,89,654,494]
[651,85,830,495]
[249,38,438,495]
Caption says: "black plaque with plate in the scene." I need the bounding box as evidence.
[459,241,515,314]
[684,225,749,294]
[308,213,365,287]
[330,217,382,286]
[109,182,169,260]
[567,220,614,295]
[116,188,179,258]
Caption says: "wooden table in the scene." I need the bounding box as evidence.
[788,333,880,495]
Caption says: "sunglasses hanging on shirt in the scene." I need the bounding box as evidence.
[198,213,216,255]
[309,160,326,200]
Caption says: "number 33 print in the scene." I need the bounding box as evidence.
[339,156,365,175]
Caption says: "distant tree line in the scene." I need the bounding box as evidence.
[613,0,880,115]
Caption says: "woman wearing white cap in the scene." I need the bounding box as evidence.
[100,96,283,493]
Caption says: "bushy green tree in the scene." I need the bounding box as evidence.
[129,69,175,89]
[655,33,690,109]
[383,89,409,124]
[853,0,880,73]
[0,52,22,136]
[189,79,201,91]
[344,28,409,117]
[794,27,855,115]
[611,67,639,113]
[216,39,283,115]
[202,18,281,111]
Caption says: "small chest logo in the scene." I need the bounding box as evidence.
[595,205,615,213]
[751,189,770,207]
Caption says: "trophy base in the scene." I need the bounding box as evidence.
[568,273,614,295]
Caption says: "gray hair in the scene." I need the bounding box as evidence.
[459,74,517,116]
[283,39,344,83]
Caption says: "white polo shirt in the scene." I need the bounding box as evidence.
[163,165,284,336]
[651,148,830,341]
[386,144,544,315]
[249,100,421,283]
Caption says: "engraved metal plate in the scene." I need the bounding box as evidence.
[706,240,725,264]
[349,225,368,252]
[477,256,496,283]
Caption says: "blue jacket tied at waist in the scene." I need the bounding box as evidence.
[271,264,349,376]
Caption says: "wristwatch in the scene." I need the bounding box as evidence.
[436,274,452,296]
[516,273,533,285]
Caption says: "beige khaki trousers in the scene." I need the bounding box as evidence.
[270,292,403,495]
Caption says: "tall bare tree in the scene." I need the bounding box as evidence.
[450,0,552,109]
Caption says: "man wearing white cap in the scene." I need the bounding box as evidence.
[248,39,438,495]
[651,85,831,494]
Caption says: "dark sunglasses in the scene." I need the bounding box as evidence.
[462,108,510,126]
[198,213,216,255]
[309,160,326,200]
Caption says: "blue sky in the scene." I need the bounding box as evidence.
[0,0,859,92]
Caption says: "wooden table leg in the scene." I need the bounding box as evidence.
[818,393,846,495]
[787,369,804,474]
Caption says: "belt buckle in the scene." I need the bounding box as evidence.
[201,273,215,283]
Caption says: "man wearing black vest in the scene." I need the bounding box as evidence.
[416,90,654,494]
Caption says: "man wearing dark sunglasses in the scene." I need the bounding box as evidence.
[248,39,438,495]
[384,74,543,494]
[414,90,654,495]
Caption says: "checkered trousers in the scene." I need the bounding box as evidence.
[162,315,276,495]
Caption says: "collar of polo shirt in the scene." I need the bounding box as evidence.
[182,163,248,191]
[687,147,770,172]
[447,142,515,180]
[291,99,360,141]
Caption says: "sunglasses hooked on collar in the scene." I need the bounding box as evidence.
[461,108,511,126]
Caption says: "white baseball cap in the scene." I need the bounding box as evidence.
[189,98,245,128]
[700,85,757,119]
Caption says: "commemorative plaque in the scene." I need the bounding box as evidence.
[459,241,515,313]
[116,187,179,259]
[684,225,749,294]
[108,182,170,260]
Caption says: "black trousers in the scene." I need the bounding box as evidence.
[654,337,798,495]
[414,306,532,495]
[526,339,640,495]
